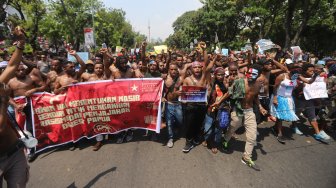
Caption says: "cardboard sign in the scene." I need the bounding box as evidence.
[303,77,328,100]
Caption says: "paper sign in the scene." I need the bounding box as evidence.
[291,46,302,62]
[154,45,168,54]
[67,52,89,63]
[303,77,328,100]
[84,28,95,46]
[222,48,229,56]
[179,86,207,103]
[256,39,276,54]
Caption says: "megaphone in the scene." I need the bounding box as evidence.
[18,130,38,149]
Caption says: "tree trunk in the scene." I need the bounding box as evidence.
[284,0,296,50]
[291,0,321,45]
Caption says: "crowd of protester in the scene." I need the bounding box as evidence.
[1,27,336,186]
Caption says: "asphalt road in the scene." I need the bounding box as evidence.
[20,122,336,188]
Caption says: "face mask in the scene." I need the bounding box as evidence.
[246,68,259,80]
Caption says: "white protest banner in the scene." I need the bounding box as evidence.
[67,52,89,63]
[291,46,302,62]
[84,28,95,46]
[303,77,328,100]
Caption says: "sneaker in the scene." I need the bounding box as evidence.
[222,140,229,151]
[167,139,174,148]
[193,137,201,145]
[314,132,330,143]
[241,157,260,171]
[319,130,331,140]
[28,153,37,163]
[182,141,194,153]
[276,135,286,144]
[293,127,303,135]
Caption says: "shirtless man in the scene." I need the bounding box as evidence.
[163,62,191,148]
[182,45,211,153]
[53,50,86,95]
[254,57,288,124]
[8,62,46,162]
[223,64,266,171]
[83,50,111,150]
[53,50,86,150]
[0,27,30,187]
[46,58,65,92]
[104,50,138,143]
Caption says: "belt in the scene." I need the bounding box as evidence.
[259,96,269,99]
[0,140,25,160]
[243,108,253,112]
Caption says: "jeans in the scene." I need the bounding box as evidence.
[184,103,207,141]
[165,102,183,139]
[203,113,222,144]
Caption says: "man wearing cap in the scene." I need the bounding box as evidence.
[0,27,30,187]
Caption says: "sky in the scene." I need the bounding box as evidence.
[102,0,203,41]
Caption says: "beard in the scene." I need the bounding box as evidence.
[65,69,75,76]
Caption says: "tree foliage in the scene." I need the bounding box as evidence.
[167,0,336,56]
[1,0,145,51]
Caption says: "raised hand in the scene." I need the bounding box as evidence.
[69,50,77,56]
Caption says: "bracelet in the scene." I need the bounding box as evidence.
[16,41,25,50]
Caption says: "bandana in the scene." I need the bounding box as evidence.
[192,61,202,68]
[246,68,259,79]
[214,67,224,75]
[149,60,156,65]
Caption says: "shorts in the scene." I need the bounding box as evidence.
[294,97,317,122]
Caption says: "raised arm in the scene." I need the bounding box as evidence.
[272,74,285,106]
[141,42,147,65]
[100,48,112,79]
[69,50,86,78]
[0,27,25,84]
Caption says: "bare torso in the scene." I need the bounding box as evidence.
[241,79,261,109]
[8,76,35,97]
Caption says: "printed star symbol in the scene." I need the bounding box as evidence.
[131,84,138,92]
[289,81,294,86]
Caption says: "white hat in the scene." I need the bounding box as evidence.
[0,61,8,68]
[285,59,293,64]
